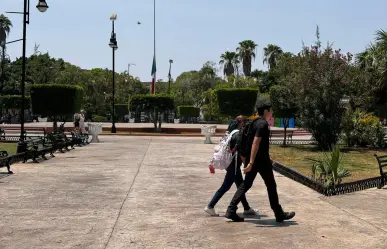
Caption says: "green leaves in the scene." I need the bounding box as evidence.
[30,84,83,116]
[177,106,200,118]
[130,94,174,113]
[0,95,31,109]
[216,88,258,117]
[309,145,350,186]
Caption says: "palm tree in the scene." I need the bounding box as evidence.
[0,15,12,92]
[0,14,12,36]
[219,51,238,77]
[263,44,283,69]
[236,40,257,77]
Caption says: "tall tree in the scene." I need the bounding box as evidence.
[219,51,238,78]
[236,40,257,77]
[0,14,13,92]
[263,44,283,70]
[0,14,13,35]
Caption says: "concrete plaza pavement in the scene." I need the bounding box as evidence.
[0,136,386,249]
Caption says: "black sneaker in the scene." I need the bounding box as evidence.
[275,211,296,223]
[225,212,244,222]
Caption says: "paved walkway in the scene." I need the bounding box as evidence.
[1,122,302,131]
[0,137,386,249]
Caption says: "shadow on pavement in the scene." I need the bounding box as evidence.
[245,217,298,227]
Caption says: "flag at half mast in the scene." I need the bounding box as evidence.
[150,55,156,94]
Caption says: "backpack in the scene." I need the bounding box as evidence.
[235,117,260,157]
[210,129,239,170]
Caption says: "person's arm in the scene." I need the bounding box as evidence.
[243,123,265,173]
[249,136,262,166]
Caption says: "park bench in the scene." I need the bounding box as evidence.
[71,130,89,146]
[88,123,103,143]
[22,137,52,163]
[201,125,217,144]
[0,151,14,174]
[374,154,387,189]
[0,151,27,174]
[270,130,294,144]
[45,133,70,153]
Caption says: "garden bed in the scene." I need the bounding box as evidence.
[270,145,382,182]
[270,145,385,196]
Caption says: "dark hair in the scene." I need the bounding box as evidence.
[227,115,247,132]
[255,95,272,116]
[257,104,272,116]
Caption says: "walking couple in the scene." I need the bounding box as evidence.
[205,102,295,222]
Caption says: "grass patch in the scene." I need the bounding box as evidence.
[0,143,17,155]
[270,145,383,182]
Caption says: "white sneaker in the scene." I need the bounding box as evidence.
[243,208,259,216]
[204,206,219,216]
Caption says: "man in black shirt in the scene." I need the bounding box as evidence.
[225,103,295,222]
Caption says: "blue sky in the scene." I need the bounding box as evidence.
[2,0,387,82]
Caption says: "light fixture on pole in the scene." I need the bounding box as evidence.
[6,0,49,142]
[36,0,49,12]
[109,14,118,133]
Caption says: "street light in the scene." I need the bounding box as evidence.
[36,0,49,12]
[128,63,136,76]
[109,14,118,133]
[6,0,49,141]
[168,59,173,94]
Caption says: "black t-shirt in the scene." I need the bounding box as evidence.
[252,118,270,161]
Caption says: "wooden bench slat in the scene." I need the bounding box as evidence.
[375,154,387,159]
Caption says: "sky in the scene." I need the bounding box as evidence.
[2,0,387,82]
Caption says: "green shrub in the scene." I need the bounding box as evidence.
[178,106,200,118]
[343,109,385,148]
[30,84,83,116]
[130,94,175,131]
[309,145,351,187]
[0,95,31,109]
[130,94,174,112]
[215,88,258,117]
[115,104,128,121]
[92,115,106,122]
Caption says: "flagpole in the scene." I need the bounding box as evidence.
[153,0,156,94]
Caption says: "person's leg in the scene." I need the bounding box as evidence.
[234,163,251,211]
[207,166,235,208]
[259,161,295,222]
[205,161,236,216]
[225,167,258,221]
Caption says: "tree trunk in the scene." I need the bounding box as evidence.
[152,109,158,132]
[53,117,58,133]
[283,118,288,146]
[158,112,162,132]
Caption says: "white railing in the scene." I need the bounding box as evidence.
[201,125,217,144]
[88,123,103,143]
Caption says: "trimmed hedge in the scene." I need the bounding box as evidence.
[178,106,200,117]
[115,104,128,117]
[30,84,83,116]
[0,95,31,109]
[130,94,174,112]
[216,88,258,117]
